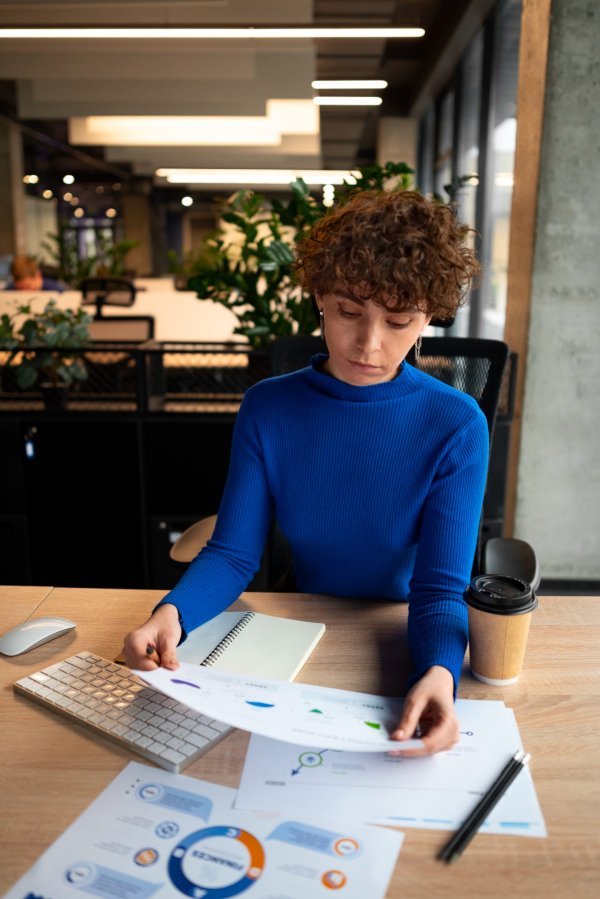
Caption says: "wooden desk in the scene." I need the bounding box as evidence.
[1,587,599,898]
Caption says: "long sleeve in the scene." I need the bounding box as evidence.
[407,410,489,694]
[154,389,274,638]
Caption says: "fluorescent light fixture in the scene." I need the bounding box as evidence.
[495,173,514,187]
[0,28,424,39]
[69,100,319,147]
[181,196,194,206]
[156,169,358,186]
[312,80,388,89]
[63,174,75,184]
[314,96,382,106]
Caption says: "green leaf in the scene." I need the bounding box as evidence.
[16,364,38,389]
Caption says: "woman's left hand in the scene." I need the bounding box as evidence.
[388,665,459,757]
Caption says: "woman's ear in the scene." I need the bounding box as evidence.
[314,292,323,312]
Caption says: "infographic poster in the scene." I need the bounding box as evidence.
[135,663,423,752]
[6,762,403,899]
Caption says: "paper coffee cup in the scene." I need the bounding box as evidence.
[465,575,538,685]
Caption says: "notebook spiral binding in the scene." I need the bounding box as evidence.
[200,612,256,667]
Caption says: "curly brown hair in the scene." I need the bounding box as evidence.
[293,190,480,320]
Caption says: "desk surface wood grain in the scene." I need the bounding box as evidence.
[1,586,599,898]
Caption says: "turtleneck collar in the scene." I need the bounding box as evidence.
[303,353,421,403]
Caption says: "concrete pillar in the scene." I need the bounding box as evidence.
[0,122,26,257]
[514,0,600,578]
[376,117,417,171]
[122,193,153,277]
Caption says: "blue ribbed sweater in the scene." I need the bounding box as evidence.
[158,355,489,692]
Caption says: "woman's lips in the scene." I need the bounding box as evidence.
[349,360,380,371]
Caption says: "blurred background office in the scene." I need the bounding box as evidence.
[0,1,598,598]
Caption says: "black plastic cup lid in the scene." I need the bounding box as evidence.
[464,574,538,615]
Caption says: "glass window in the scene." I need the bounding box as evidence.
[449,28,485,336]
[479,0,522,340]
[418,104,436,197]
[434,90,454,199]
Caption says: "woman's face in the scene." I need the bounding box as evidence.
[316,287,431,386]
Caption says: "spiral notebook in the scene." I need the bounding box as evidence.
[172,611,325,682]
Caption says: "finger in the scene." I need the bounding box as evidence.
[157,641,179,671]
[391,714,459,757]
[123,631,151,667]
[390,694,425,742]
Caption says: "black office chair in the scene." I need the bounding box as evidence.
[80,277,155,342]
[169,335,540,593]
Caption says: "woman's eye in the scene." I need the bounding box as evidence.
[388,321,410,330]
[339,308,359,318]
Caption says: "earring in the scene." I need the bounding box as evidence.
[414,332,423,363]
[319,309,325,341]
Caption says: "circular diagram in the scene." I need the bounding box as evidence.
[322,870,347,889]
[168,826,264,898]
[298,751,324,768]
[136,783,164,803]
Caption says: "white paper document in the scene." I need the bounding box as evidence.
[234,700,547,838]
[134,662,424,752]
[6,761,404,899]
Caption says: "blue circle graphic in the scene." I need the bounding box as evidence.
[156,820,180,839]
[168,825,264,898]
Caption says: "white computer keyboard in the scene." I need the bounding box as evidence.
[13,651,232,773]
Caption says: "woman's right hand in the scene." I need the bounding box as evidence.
[122,602,182,671]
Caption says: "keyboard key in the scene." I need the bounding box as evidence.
[81,685,96,694]
[156,708,171,720]
[111,724,129,737]
[106,663,121,673]
[107,709,122,720]
[95,660,110,668]
[185,732,210,749]
[101,684,116,693]
[134,710,152,721]
[36,686,52,698]
[123,693,136,702]
[87,666,102,675]
[167,737,184,751]
[145,701,161,713]
[159,721,176,734]
[155,732,171,745]
[160,748,185,765]
[184,709,202,720]
[143,725,159,738]
[61,675,77,685]
[173,726,191,740]
[41,663,63,676]
[76,707,95,719]
[101,719,121,732]
[135,736,153,750]
[168,712,185,725]
[104,695,117,704]
[199,715,216,726]
[30,672,51,683]
[88,712,105,725]
[15,677,35,689]
[69,702,84,713]
[162,698,178,709]
[88,654,101,661]
[179,742,200,757]
[56,696,77,709]
[123,728,142,742]
[84,698,101,709]
[209,720,232,734]
[192,722,221,740]
[52,683,69,694]
[129,720,146,733]
[128,684,143,693]
[77,651,92,659]
[46,691,62,702]
[112,689,126,698]
[67,657,92,670]
[149,715,164,727]
[147,741,166,755]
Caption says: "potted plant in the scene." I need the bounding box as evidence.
[41,220,139,286]
[0,299,92,409]
[184,162,416,350]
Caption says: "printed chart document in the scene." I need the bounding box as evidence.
[5,761,404,899]
[235,700,547,838]
[134,663,424,752]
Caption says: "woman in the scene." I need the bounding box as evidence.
[123,190,488,758]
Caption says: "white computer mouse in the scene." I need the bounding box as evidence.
[0,616,77,656]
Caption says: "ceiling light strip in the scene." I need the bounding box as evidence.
[155,169,360,186]
[0,28,424,39]
[312,80,388,89]
[313,96,382,106]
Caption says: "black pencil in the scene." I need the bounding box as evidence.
[439,750,531,863]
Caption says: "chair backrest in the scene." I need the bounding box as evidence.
[270,335,509,444]
[80,277,137,317]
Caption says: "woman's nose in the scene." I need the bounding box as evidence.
[356,322,381,355]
